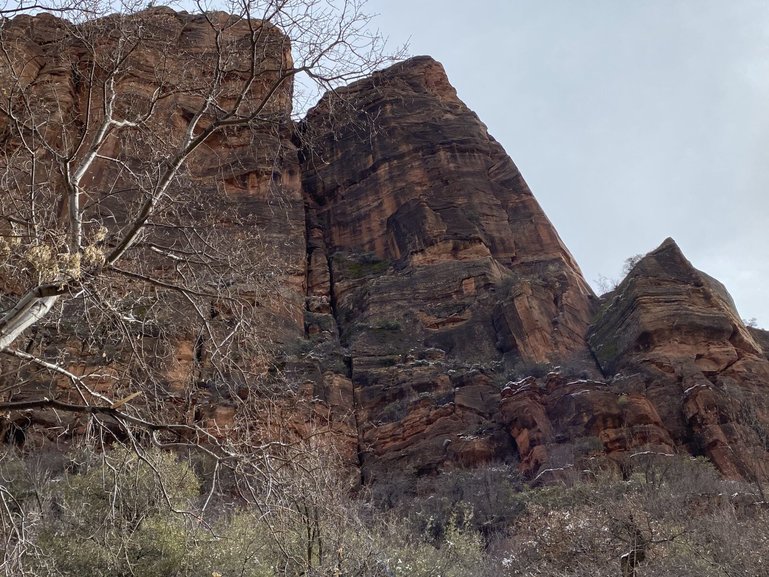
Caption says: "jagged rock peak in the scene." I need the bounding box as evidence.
[634,237,709,279]
[626,237,743,322]
[304,55,461,119]
[590,237,762,373]
[349,54,462,102]
[299,50,602,480]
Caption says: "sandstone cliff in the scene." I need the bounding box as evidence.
[1,10,768,486]
[0,8,307,445]
[588,238,769,479]
[298,55,603,480]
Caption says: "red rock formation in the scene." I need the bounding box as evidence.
[299,56,598,480]
[3,11,769,487]
[496,372,675,479]
[588,238,769,479]
[0,8,307,447]
[430,239,769,482]
[749,326,769,361]
[302,56,595,365]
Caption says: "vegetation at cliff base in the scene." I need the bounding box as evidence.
[1,444,768,576]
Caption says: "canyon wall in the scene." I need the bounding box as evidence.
[1,10,768,484]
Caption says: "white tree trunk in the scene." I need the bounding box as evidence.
[0,293,60,350]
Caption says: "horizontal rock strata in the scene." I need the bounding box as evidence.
[1,12,768,485]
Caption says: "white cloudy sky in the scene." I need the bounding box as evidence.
[362,0,769,326]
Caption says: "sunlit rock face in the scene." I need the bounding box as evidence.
[300,59,769,482]
[299,55,598,480]
[0,8,306,447]
[589,238,769,480]
[3,11,769,485]
[0,8,305,337]
[302,56,595,365]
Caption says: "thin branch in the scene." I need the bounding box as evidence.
[0,347,112,405]
[109,265,231,300]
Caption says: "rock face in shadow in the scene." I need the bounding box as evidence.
[749,327,769,362]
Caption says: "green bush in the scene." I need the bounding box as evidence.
[36,446,201,577]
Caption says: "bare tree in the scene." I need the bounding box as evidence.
[0,0,392,455]
[0,1,397,573]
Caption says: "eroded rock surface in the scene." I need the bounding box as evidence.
[299,56,598,480]
[1,14,768,485]
[453,239,769,482]
[0,8,307,447]
[588,239,769,479]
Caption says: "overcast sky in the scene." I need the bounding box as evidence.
[363,0,769,327]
